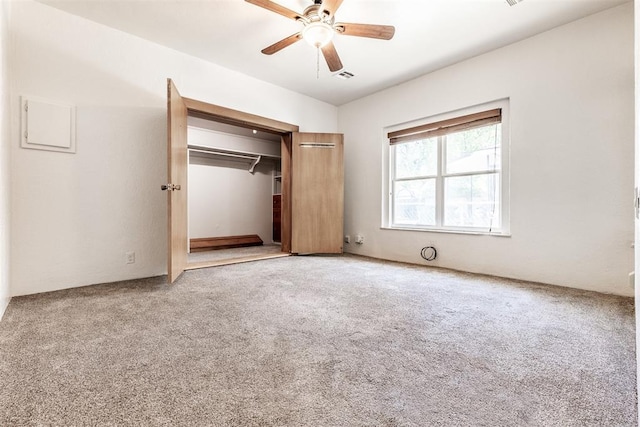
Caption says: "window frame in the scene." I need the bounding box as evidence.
[383,100,510,236]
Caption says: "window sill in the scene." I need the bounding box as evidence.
[381,226,511,237]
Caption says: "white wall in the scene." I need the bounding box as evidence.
[188,125,280,243]
[189,158,276,243]
[634,0,639,422]
[339,3,634,296]
[9,0,337,296]
[0,0,12,318]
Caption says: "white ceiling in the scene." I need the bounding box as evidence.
[37,0,629,106]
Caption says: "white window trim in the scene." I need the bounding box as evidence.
[382,99,510,236]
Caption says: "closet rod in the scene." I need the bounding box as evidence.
[187,144,280,159]
[188,145,273,174]
[189,148,256,161]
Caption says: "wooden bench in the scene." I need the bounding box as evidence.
[190,234,263,252]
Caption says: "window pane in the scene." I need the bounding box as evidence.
[394,138,438,179]
[444,174,500,229]
[445,124,501,174]
[393,179,436,226]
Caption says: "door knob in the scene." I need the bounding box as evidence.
[161,184,181,191]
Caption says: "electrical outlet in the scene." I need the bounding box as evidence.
[355,234,364,245]
[344,235,351,244]
[126,251,136,264]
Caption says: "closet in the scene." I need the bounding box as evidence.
[186,117,282,265]
[166,79,344,283]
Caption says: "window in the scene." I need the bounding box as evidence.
[386,103,509,234]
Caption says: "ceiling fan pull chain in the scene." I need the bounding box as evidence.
[316,46,320,79]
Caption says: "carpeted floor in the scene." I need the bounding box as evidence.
[0,255,636,426]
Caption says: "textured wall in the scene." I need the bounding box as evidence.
[634,0,639,423]
[339,4,634,296]
[0,0,11,318]
[9,1,337,296]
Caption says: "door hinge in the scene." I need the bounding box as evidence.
[161,184,181,191]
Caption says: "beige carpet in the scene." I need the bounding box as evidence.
[0,254,636,426]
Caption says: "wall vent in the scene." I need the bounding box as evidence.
[506,0,524,6]
[335,71,355,80]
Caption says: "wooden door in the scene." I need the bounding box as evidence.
[291,132,344,254]
[166,79,188,283]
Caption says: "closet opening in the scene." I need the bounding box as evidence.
[186,116,287,267]
[178,97,299,271]
[167,80,343,281]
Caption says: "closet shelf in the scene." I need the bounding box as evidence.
[188,144,280,174]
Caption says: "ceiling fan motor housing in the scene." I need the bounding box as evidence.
[301,3,333,25]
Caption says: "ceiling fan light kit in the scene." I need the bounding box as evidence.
[302,22,334,48]
[246,0,395,73]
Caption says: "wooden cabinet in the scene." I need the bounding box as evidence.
[273,194,281,242]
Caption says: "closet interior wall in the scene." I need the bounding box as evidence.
[187,116,282,255]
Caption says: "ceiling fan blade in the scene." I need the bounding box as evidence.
[335,23,395,40]
[261,33,302,55]
[321,41,343,72]
[321,0,344,16]
[245,0,303,20]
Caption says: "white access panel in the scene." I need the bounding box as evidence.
[21,96,76,153]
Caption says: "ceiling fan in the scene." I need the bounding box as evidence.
[245,0,395,73]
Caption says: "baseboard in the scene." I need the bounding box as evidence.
[0,296,10,321]
[190,234,263,252]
